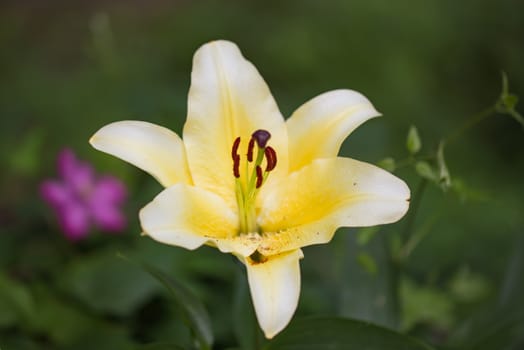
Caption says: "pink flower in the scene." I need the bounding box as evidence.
[40,148,127,241]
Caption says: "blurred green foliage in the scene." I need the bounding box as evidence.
[1,0,523,349]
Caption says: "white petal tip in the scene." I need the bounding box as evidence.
[264,330,278,339]
[246,250,303,340]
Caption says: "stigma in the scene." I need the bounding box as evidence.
[230,129,278,234]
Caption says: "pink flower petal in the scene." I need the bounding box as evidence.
[40,180,73,208]
[56,201,90,241]
[91,176,127,205]
[90,203,127,232]
[57,148,94,193]
[57,148,76,180]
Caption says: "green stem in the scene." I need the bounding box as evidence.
[444,106,495,146]
[400,213,440,260]
[394,154,435,171]
[401,179,428,250]
[390,178,428,328]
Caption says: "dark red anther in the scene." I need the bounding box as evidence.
[251,129,271,148]
[264,146,277,172]
[231,137,241,160]
[247,138,255,162]
[255,166,263,188]
[233,155,240,178]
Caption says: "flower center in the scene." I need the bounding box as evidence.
[231,129,277,235]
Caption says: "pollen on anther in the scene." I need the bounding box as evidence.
[247,138,255,162]
[231,137,241,160]
[255,166,263,188]
[264,146,277,172]
[233,155,241,178]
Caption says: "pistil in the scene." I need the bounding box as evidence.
[230,129,277,235]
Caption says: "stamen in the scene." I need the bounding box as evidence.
[252,130,271,148]
[264,146,277,172]
[231,137,241,160]
[255,166,263,188]
[247,138,255,162]
[233,155,240,178]
[230,130,278,236]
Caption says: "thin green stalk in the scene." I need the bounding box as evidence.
[389,178,427,328]
[394,154,435,171]
[445,106,495,146]
[400,179,428,246]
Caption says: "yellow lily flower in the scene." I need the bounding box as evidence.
[90,40,410,339]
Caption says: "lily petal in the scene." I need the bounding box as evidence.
[90,121,192,187]
[183,40,288,208]
[212,233,261,258]
[245,249,303,339]
[257,158,410,255]
[139,184,238,250]
[286,90,381,171]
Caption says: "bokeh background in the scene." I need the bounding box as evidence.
[1,0,523,349]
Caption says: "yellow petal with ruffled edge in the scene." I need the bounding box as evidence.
[245,249,303,339]
[257,157,410,256]
[90,121,192,187]
[183,40,288,209]
[286,89,381,172]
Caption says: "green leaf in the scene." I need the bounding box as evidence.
[7,128,44,176]
[265,317,434,350]
[27,285,121,346]
[129,257,214,350]
[415,161,437,182]
[377,157,396,172]
[233,269,264,350]
[61,249,159,316]
[436,141,451,191]
[497,72,524,129]
[0,272,34,327]
[448,266,492,304]
[356,226,380,246]
[406,125,422,154]
[401,278,454,331]
[337,232,398,328]
[62,324,136,350]
[498,236,524,316]
[356,253,378,276]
